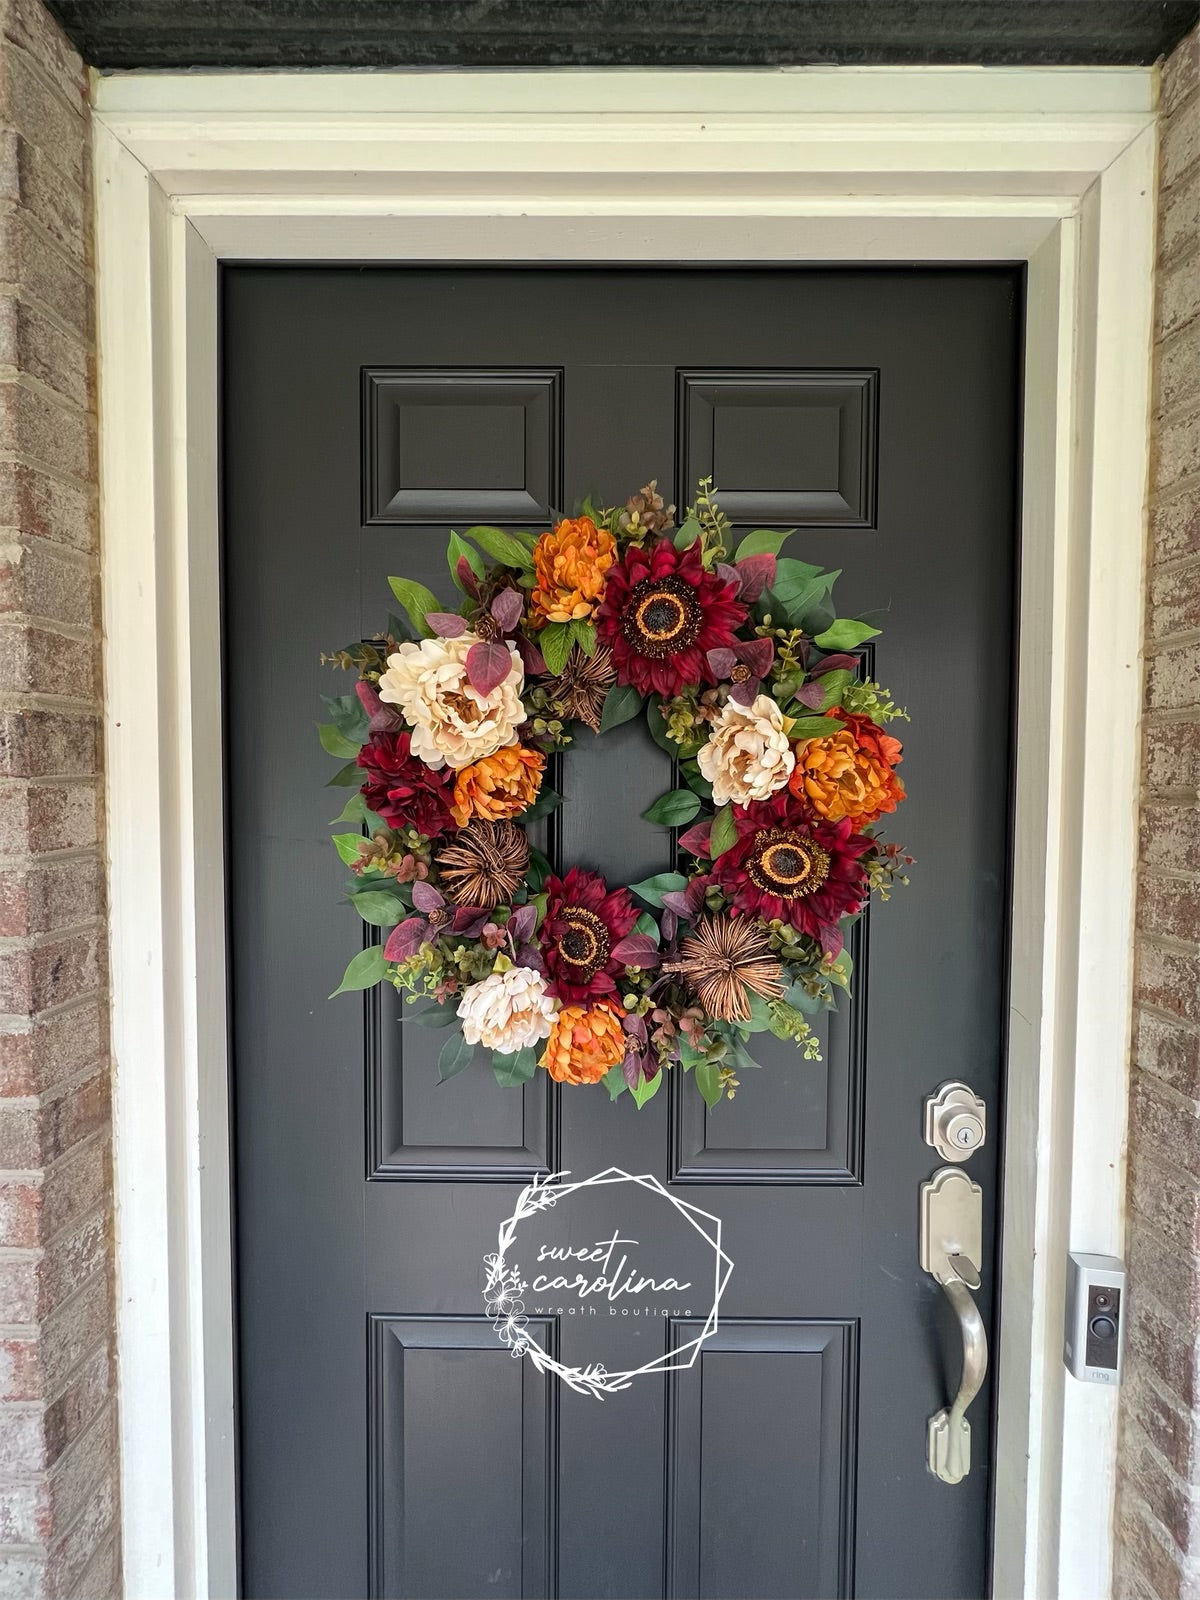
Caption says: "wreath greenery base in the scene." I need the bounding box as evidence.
[320,478,910,1109]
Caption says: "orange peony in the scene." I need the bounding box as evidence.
[529,516,617,627]
[450,743,546,827]
[789,707,904,826]
[540,1001,627,1086]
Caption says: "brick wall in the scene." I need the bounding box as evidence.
[0,1,117,1596]
[1115,24,1200,1600]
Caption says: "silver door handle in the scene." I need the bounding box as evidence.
[919,1168,988,1484]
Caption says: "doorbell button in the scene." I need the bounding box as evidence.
[1064,1252,1126,1384]
[923,1082,987,1163]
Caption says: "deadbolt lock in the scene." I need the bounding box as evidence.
[923,1081,986,1163]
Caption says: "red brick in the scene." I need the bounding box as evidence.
[1128,1207,1200,1323]
[0,1335,40,1403]
[1164,27,1200,117]
[0,297,91,412]
[1116,1485,1186,1600]
[0,1171,40,1246]
[1152,480,1200,568]
[0,534,95,632]
[40,1299,110,1425]
[1137,938,1200,1023]
[0,710,98,779]
[0,997,105,1097]
[0,854,103,937]
[1148,642,1200,715]
[1150,560,1200,642]
[1136,1007,1200,1100]
[0,132,87,267]
[0,41,85,189]
[0,381,90,482]
[1139,872,1200,942]
[0,211,89,340]
[43,1466,115,1599]
[1160,250,1200,344]
[1128,1291,1200,1410]
[1158,404,1200,496]
[1162,164,1200,275]
[0,0,87,110]
[0,1473,49,1544]
[0,926,104,1013]
[0,622,94,702]
[1145,721,1200,796]
[1141,804,1200,870]
[1129,1369,1200,1484]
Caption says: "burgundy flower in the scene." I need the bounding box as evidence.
[709,790,872,955]
[540,866,639,1003]
[356,730,457,839]
[595,537,747,699]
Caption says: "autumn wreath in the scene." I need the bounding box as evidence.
[320,480,910,1108]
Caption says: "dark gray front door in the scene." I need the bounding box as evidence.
[223,266,1018,1600]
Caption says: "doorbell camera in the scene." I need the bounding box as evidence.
[1064,1252,1126,1384]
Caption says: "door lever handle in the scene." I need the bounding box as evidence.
[919,1168,988,1484]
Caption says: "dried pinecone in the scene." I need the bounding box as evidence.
[619,479,676,538]
[435,819,530,908]
[663,914,784,1023]
[547,642,617,733]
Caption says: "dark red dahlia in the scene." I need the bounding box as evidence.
[595,537,747,699]
[540,866,639,1003]
[356,730,457,840]
[709,790,872,956]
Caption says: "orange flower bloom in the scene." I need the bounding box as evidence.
[540,1001,627,1086]
[529,516,617,627]
[450,743,545,827]
[789,708,905,826]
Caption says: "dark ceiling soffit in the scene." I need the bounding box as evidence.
[44,0,1200,72]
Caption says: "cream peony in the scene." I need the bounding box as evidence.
[378,633,526,771]
[457,965,558,1054]
[696,693,796,807]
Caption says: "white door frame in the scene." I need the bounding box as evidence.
[92,67,1157,1600]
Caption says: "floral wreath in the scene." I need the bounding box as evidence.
[320,479,911,1108]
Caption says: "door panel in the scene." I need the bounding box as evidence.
[224,266,1019,1600]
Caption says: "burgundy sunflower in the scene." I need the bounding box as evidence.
[540,866,639,1004]
[595,537,747,699]
[356,730,457,840]
[709,790,872,956]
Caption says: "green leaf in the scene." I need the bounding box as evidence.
[679,759,713,802]
[630,1068,663,1109]
[570,619,597,657]
[727,1034,762,1071]
[673,515,702,550]
[629,871,688,908]
[522,787,563,823]
[330,944,386,997]
[736,528,794,559]
[604,1063,628,1099]
[828,947,853,992]
[813,619,881,651]
[330,791,385,832]
[447,530,485,589]
[599,684,643,733]
[526,846,551,893]
[783,980,824,1015]
[771,560,839,625]
[819,669,855,710]
[332,832,365,866]
[464,525,536,572]
[740,990,776,1033]
[318,722,361,760]
[348,890,407,927]
[787,714,842,742]
[539,621,574,677]
[694,1060,723,1109]
[438,1032,475,1081]
[492,1046,538,1087]
[412,1003,459,1028]
[709,804,738,860]
[321,693,370,742]
[642,788,702,827]
[645,697,680,756]
[633,911,661,944]
[326,760,362,788]
[388,576,440,638]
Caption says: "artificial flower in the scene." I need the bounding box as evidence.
[451,743,545,826]
[529,516,617,627]
[355,729,457,838]
[709,789,873,954]
[696,693,795,807]
[790,708,905,825]
[540,1001,627,1085]
[595,537,747,699]
[540,866,639,1004]
[377,633,526,771]
[457,965,558,1053]
[663,913,784,1023]
[618,479,676,538]
[434,819,530,908]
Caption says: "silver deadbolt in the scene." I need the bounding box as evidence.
[923,1081,986,1162]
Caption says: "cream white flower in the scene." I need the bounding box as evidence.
[378,633,526,770]
[457,965,557,1054]
[696,693,796,806]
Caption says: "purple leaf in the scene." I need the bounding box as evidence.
[426,611,468,638]
[356,679,383,718]
[611,934,661,968]
[738,637,775,677]
[623,1051,645,1090]
[515,634,547,677]
[706,647,736,680]
[456,557,481,598]
[516,942,546,974]
[676,819,712,857]
[490,588,525,634]
[507,903,537,943]
[452,907,490,938]
[794,681,827,710]
[715,562,740,589]
[812,652,861,676]
[465,640,513,696]
[622,1011,648,1044]
[660,907,678,943]
[661,890,693,917]
[411,881,445,913]
[735,551,777,601]
[729,676,760,707]
[683,877,710,916]
[383,917,430,962]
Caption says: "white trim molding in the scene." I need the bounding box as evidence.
[92,67,1157,1600]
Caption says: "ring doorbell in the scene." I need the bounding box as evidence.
[1064,1252,1126,1384]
